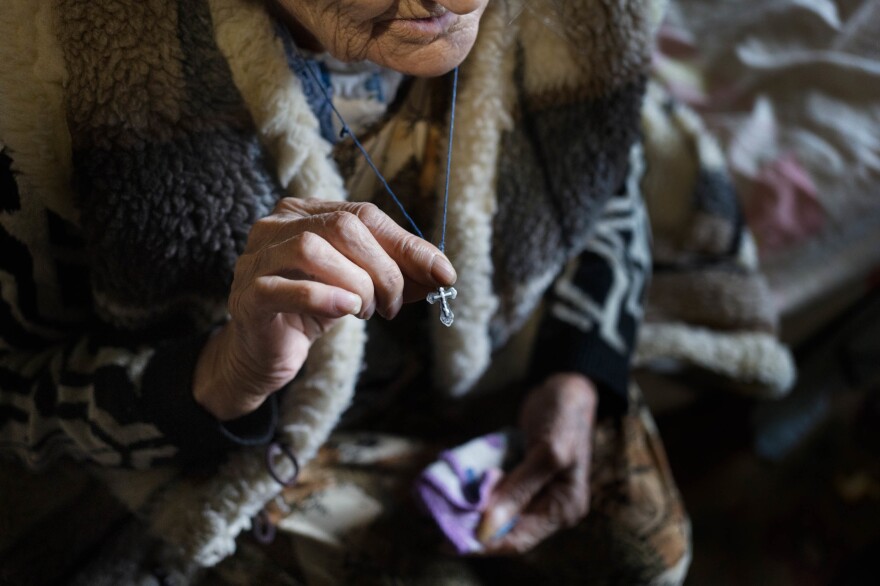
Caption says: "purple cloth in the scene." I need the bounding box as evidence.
[414,430,519,554]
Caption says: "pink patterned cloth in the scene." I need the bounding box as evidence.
[414,430,521,554]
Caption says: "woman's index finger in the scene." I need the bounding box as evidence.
[343,202,457,289]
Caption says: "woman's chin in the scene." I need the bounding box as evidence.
[372,43,475,77]
[389,56,467,77]
[366,23,479,77]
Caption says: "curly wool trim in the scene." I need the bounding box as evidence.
[635,323,796,398]
[0,0,77,225]
[208,0,346,200]
[430,0,514,395]
[0,0,85,333]
[519,0,656,100]
[146,313,366,566]
[138,0,366,565]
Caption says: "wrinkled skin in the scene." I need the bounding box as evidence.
[477,373,597,554]
[194,0,596,555]
[194,198,456,420]
[272,0,489,76]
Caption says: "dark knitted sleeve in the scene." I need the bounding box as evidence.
[0,148,276,470]
[531,176,652,417]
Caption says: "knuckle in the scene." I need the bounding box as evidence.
[252,215,278,232]
[231,253,257,286]
[512,538,533,555]
[564,495,587,527]
[396,234,419,257]
[397,235,434,268]
[227,278,253,318]
[566,505,586,528]
[272,197,302,215]
[558,487,589,528]
[356,270,375,295]
[245,218,275,251]
[227,292,242,317]
[353,201,381,222]
[327,210,361,234]
[509,486,533,510]
[292,231,322,256]
[247,213,302,254]
[578,492,591,517]
[340,267,373,301]
[381,265,405,292]
[537,441,568,471]
[251,277,277,307]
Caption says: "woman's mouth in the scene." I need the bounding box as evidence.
[385,10,459,41]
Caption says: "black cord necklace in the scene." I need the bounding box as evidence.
[297,56,460,327]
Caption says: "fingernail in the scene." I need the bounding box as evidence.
[360,298,376,320]
[493,518,517,540]
[335,292,362,316]
[477,505,514,544]
[431,256,457,286]
[476,520,494,545]
[385,293,403,319]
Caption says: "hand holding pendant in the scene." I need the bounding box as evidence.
[192,197,457,421]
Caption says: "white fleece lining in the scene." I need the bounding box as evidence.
[0,0,87,331]
[635,323,796,397]
[641,82,700,240]
[518,1,591,96]
[0,0,77,225]
[207,0,364,455]
[208,0,346,200]
[519,0,664,98]
[431,0,515,395]
[140,0,366,566]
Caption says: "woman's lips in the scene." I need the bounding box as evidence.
[385,10,458,40]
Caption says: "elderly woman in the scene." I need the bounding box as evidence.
[0,0,689,583]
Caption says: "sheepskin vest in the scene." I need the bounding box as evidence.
[0,0,664,566]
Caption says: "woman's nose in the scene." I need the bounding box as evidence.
[435,0,484,15]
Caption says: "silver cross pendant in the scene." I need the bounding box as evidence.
[426,286,457,327]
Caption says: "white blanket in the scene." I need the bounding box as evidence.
[657,0,880,321]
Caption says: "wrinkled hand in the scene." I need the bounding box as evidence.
[193,198,456,421]
[477,373,597,554]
